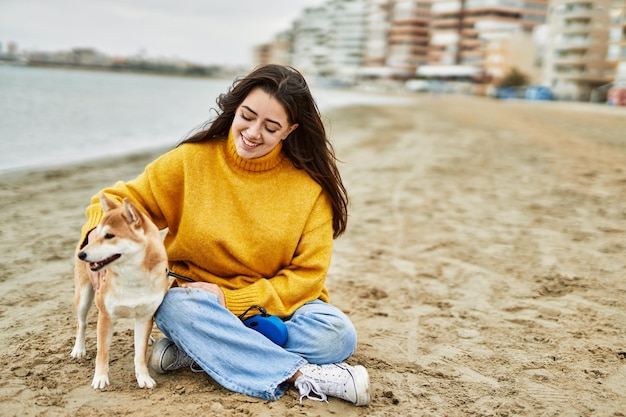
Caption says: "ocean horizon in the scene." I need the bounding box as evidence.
[0,65,412,175]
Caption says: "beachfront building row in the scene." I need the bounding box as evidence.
[254,0,549,84]
[253,0,626,101]
[542,0,624,100]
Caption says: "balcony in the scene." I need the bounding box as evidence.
[391,17,430,25]
[461,28,480,36]
[552,70,612,83]
[460,38,483,48]
[388,35,429,44]
[461,56,485,65]
[559,23,592,34]
[388,27,429,37]
[389,44,430,54]
[558,9,595,19]
[430,17,464,27]
[553,54,588,65]
[554,38,591,50]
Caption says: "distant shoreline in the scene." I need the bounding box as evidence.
[4,60,239,80]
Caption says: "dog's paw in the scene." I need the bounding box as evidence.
[91,374,110,390]
[70,345,86,358]
[136,373,156,389]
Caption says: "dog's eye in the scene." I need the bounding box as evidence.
[104,233,115,239]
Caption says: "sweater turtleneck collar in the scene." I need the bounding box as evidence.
[226,128,284,172]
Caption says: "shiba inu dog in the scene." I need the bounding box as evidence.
[70,193,168,389]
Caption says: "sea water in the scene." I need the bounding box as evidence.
[0,65,409,173]
[0,66,233,173]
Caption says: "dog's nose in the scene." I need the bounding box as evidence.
[77,251,87,261]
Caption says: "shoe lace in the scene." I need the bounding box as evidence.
[295,376,328,404]
[295,364,349,404]
[164,348,197,372]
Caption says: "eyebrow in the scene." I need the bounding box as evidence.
[241,105,283,129]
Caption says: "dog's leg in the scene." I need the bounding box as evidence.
[70,281,94,358]
[92,311,113,389]
[134,316,157,388]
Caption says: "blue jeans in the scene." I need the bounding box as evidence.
[154,287,358,401]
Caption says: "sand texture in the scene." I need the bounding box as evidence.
[1,95,625,416]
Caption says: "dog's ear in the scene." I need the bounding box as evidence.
[122,198,141,226]
[99,193,118,212]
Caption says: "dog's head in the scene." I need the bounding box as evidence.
[77,193,157,272]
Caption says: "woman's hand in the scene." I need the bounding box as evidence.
[181,282,226,307]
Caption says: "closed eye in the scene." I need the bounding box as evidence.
[240,106,282,133]
[240,111,279,134]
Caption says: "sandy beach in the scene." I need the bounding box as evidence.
[1,94,625,416]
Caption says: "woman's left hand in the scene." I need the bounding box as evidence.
[181,282,226,307]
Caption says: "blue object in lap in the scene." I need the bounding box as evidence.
[241,306,289,347]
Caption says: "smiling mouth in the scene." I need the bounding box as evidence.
[88,254,122,271]
[241,135,261,149]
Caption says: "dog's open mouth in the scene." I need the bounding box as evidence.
[89,254,122,271]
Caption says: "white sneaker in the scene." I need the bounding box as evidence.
[149,338,199,374]
[294,363,371,406]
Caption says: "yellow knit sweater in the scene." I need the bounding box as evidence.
[80,131,333,318]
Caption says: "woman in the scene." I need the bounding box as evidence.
[79,64,370,406]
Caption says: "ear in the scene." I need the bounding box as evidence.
[99,192,118,212]
[282,123,299,141]
[122,198,140,225]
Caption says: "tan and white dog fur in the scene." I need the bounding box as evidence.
[71,193,168,389]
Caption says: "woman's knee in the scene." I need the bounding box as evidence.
[285,301,358,363]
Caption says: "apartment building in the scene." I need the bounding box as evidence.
[388,1,432,76]
[253,31,292,67]
[289,0,367,81]
[259,0,548,83]
[363,0,393,75]
[542,0,613,100]
[362,0,548,81]
[362,0,432,79]
[263,0,626,98]
[427,0,547,68]
[326,0,368,80]
[606,0,626,84]
[290,7,332,77]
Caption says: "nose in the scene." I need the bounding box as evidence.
[247,122,262,139]
[78,251,87,260]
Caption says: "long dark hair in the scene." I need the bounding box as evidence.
[181,64,349,238]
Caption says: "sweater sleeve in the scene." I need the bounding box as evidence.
[221,192,334,318]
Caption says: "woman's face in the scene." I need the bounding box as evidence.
[231,87,298,159]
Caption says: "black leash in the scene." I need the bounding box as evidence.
[166,269,195,283]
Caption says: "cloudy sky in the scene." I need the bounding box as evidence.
[0,0,324,66]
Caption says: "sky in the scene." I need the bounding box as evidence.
[0,0,324,66]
